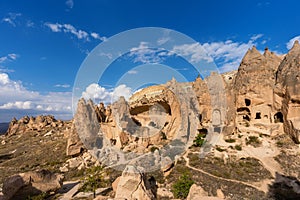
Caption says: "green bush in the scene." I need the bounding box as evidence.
[225,138,236,143]
[246,136,261,147]
[216,146,226,152]
[79,166,105,194]
[193,133,206,147]
[172,173,194,199]
[26,193,48,200]
[150,146,159,152]
[235,144,242,151]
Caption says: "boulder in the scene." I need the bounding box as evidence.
[2,170,63,199]
[187,184,208,200]
[2,175,25,200]
[66,123,84,156]
[115,165,156,200]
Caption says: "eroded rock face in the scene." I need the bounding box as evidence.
[234,46,284,135]
[115,165,156,200]
[275,41,300,143]
[67,98,103,156]
[66,122,84,156]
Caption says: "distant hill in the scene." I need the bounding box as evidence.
[0,123,9,135]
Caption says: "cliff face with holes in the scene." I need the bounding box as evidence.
[231,41,300,143]
[274,41,300,143]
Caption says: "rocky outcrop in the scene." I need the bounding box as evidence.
[2,170,63,200]
[6,115,67,136]
[67,98,100,156]
[275,41,300,143]
[114,165,156,200]
[66,122,84,156]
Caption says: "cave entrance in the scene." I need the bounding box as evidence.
[274,112,283,123]
[255,112,261,119]
[245,98,251,106]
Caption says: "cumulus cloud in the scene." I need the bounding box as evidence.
[286,36,300,49]
[45,22,106,42]
[0,72,72,121]
[0,101,32,109]
[111,84,132,101]
[2,13,22,27]
[82,83,132,104]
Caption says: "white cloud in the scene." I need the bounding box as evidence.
[171,34,264,73]
[0,73,10,85]
[45,23,89,40]
[0,101,32,109]
[250,34,263,42]
[54,84,70,88]
[0,53,18,63]
[129,42,167,64]
[0,68,14,73]
[286,36,300,49]
[45,23,62,32]
[82,83,132,104]
[45,22,106,42]
[0,72,72,121]
[66,0,74,9]
[63,24,89,40]
[1,13,22,27]
[127,70,138,74]
[111,84,132,102]
[157,29,171,45]
[171,42,213,63]
[91,32,107,41]
[26,20,34,27]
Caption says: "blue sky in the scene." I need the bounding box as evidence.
[0,0,300,122]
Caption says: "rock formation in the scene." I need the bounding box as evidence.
[234,46,284,136]
[6,115,68,136]
[275,41,300,143]
[2,170,63,200]
[114,165,156,200]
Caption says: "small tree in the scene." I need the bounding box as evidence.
[193,133,206,147]
[172,173,194,199]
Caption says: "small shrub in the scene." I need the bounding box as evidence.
[79,166,106,195]
[193,133,206,147]
[225,138,236,143]
[276,140,284,147]
[150,146,159,152]
[246,136,261,147]
[172,173,194,199]
[26,193,48,200]
[235,144,242,151]
[161,132,167,140]
[216,146,226,152]
[238,134,243,138]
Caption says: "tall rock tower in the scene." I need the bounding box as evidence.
[234,46,283,134]
[275,40,300,143]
